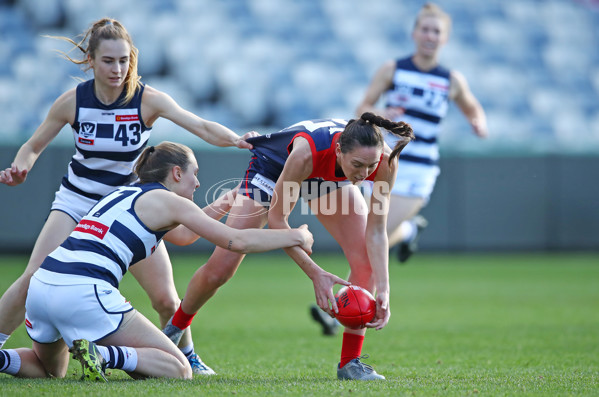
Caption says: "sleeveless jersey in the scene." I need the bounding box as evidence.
[63,79,152,201]
[36,183,168,288]
[385,56,450,168]
[247,118,381,182]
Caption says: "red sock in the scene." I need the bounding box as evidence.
[172,305,196,330]
[340,332,365,368]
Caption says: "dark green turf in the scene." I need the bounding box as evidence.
[0,252,597,396]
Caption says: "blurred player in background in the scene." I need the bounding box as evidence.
[0,142,313,381]
[0,17,257,375]
[356,2,488,263]
[163,113,414,380]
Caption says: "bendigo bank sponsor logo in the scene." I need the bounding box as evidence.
[74,219,109,239]
[116,114,139,122]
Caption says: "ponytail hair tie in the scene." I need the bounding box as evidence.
[148,146,155,153]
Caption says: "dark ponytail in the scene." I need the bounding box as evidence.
[362,112,414,164]
[340,112,414,165]
[134,141,193,184]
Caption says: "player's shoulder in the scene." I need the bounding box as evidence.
[136,184,179,207]
[450,69,466,82]
[381,58,399,71]
[139,84,177,116]
[448,69,469,98]
[56,86,77,103]
[49,87,77,120]
[140,84,160,100]
[140,84,171,104]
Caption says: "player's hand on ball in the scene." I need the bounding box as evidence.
[366,290,390,330]
[334,286,376,329]
[313,270,351,317]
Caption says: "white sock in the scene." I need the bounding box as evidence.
[0,333,9,349]
[96,345,110,362]
[98,345,138,372]
[399,220,416,243]
[180,343,194,358]
[0,349,21,375]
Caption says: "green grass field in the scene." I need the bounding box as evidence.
[0,252,597,396]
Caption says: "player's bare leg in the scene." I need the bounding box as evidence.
[386,195,424,246]
[129,242,209,372]
[129,243,191,345]
[312,185,385,380]
[163,194,267,374]
[181,194,267,315]
[98,311,192,379]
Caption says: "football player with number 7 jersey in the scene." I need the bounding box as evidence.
[0,17,258,375]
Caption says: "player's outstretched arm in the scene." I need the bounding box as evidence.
[163,184,240,246]
[153,191,313,253]
[201,183,239,221]
[142,86,257,149]
[450,70,488,138]
[1,90,74,186]
[362,159,396,330]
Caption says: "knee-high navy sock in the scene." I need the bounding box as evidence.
[96,345,138,372]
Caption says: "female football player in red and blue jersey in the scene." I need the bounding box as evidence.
[164,112,414,380]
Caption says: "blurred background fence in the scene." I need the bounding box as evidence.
[0,0,598,253]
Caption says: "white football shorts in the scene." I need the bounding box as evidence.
[25,275,134,347]
[50,184,99,223]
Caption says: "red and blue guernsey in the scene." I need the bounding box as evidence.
[246,118,381,183]
[35,183,168,289]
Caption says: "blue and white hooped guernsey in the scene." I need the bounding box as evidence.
[385,56,450,173]
[36,183,168,289]
[63,79,152,201]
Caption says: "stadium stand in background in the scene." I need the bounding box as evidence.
[0,0,597,154]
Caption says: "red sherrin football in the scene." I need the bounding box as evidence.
[334,286,376,329]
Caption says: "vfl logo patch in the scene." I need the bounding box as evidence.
[79,121,97,145]
[74,219,109,239]
[80,122,96,137]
